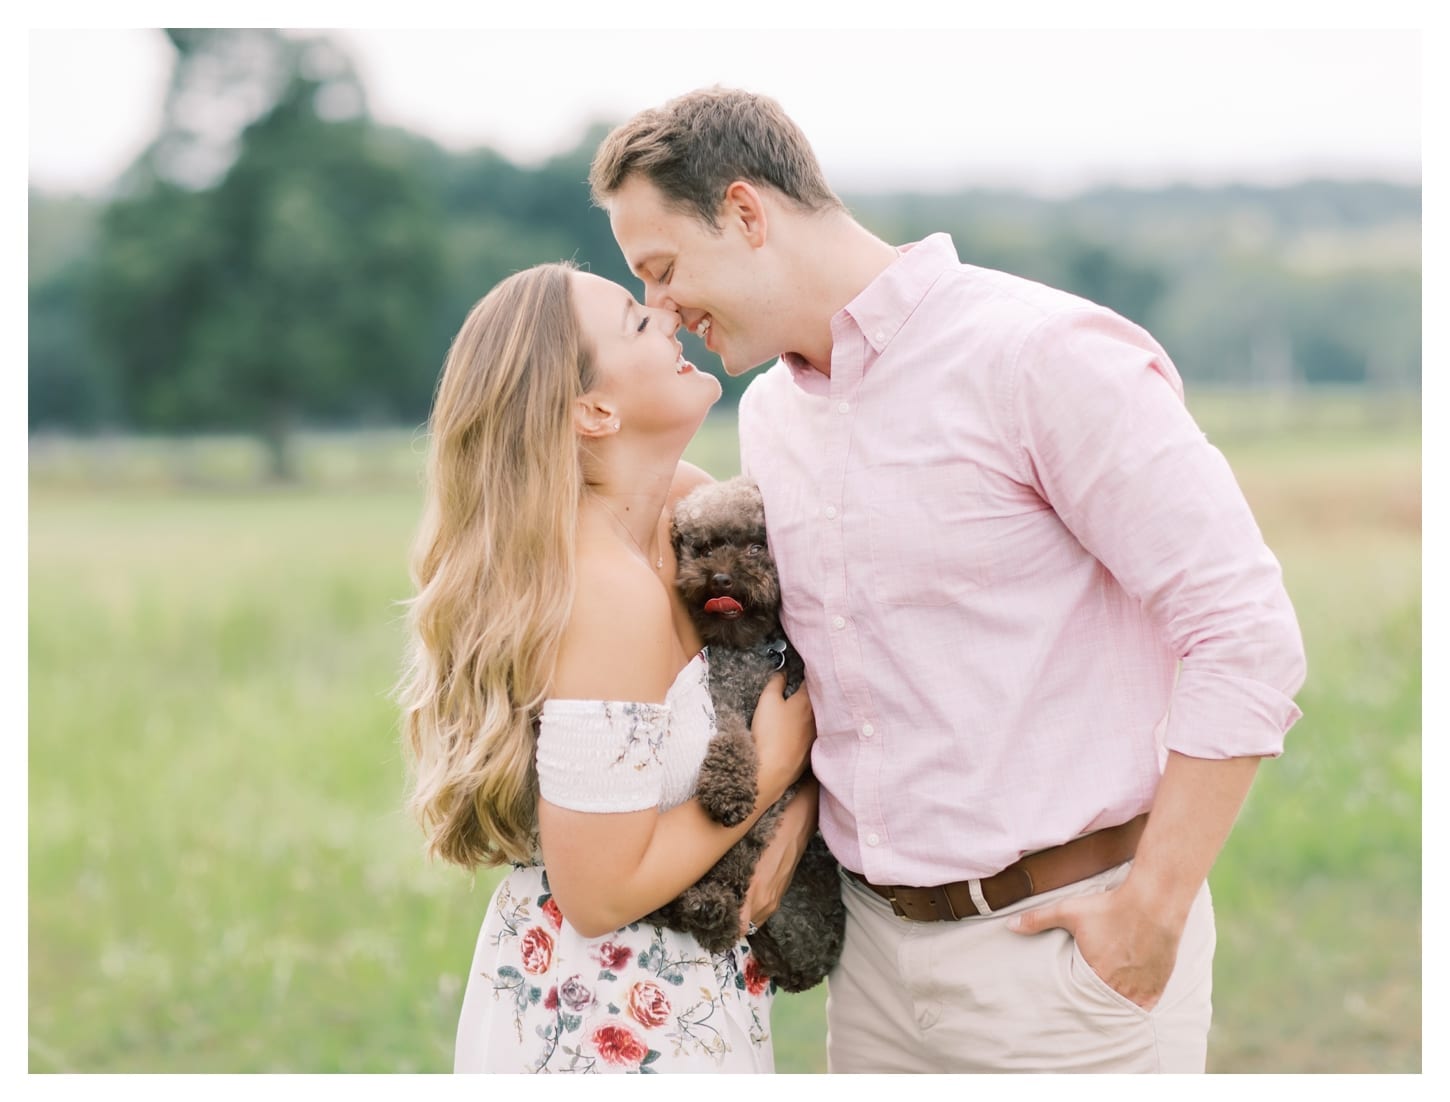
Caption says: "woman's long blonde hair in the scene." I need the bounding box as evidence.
[398,262,595,868]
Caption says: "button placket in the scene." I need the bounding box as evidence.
[829,324,890,880]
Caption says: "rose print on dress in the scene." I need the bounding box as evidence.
[520,927,555,975]
[626,981,673,1029]
[591,1023,657,1070]
[558,975,596,1014]
[592,939,634,976]
[742,953,771,997]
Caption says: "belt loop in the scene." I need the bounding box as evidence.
[967,878,992,916]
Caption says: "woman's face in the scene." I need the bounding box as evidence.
[570,271,722,437]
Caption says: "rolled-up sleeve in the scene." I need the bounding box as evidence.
[1011,308,1307,759]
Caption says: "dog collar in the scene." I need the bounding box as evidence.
[756,638,788,672]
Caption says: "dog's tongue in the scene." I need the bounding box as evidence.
[704,596,743,615]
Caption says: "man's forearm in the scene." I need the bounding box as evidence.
[744,776,820,926]
[1123,750,1262,926]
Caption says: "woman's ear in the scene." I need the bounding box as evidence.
[573,393,620,438]
[722,180,768,248]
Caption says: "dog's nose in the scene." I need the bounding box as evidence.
[712,573,733,591]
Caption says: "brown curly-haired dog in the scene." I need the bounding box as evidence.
[641,476,845,992]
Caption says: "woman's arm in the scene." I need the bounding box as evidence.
[540,675,813,937]
[539,554,814,938]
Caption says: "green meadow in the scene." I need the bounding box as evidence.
[28,393,1421,1072]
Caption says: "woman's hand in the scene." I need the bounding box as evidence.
[751,673,815,801]
[741,777,820,933]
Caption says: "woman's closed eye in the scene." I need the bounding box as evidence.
[636,315,650,333]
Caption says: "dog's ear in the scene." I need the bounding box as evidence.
[671,484,711,551]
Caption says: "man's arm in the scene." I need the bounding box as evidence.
[1001,307,1306,1005]
[1009,751,1259,1008]
[741,776,820,932]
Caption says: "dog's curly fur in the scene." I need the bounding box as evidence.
[640,476,845,992]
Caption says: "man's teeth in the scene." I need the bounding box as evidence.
[695,318,711,339]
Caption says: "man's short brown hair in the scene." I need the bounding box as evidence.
[589,86,845,228]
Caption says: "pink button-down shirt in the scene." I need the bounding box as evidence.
[738,233,1306,887]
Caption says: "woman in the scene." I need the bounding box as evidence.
[398,262,817,1073]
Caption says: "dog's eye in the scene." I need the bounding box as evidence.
[746,544,764,557]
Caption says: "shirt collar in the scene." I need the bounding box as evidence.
[780,232,961,376]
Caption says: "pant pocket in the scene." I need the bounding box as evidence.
[1065,934,1154,1018]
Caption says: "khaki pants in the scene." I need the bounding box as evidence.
[825,861,1215,1073]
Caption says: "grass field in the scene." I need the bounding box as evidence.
[28,393,1421,1072]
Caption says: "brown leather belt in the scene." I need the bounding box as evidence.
[846,814,1148,921]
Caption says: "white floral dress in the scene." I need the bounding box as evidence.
[453,651,776,1073]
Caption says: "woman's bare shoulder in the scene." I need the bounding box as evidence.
[550,541,676,704]
[667,460,715,509]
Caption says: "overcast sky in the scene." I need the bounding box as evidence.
[27,24,1422,197]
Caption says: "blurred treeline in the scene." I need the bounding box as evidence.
[28,30,1422,478]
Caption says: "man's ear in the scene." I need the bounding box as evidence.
[721,180,769,248]
[573,393,620,438]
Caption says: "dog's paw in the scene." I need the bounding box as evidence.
[683,892,745,954]
[696,741,759,827]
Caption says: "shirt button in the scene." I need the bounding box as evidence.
[824,505,838,519]
[866,833,881,847]
[832,616,846,630]
[837,401,850,414]
[861,723,875,738]
[874,330,886,343]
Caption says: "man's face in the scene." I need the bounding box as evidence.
[606,174,778,377]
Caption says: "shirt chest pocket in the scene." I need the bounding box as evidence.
[862,462,993,606]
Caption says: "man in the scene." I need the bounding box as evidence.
[590,87,1306,1073]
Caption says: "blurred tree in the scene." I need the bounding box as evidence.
[28,193,115,430]
[86,29,444,478]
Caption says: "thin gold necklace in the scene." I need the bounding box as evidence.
[596,497,663,570]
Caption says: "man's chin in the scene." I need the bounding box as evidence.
[722,352,779,378]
